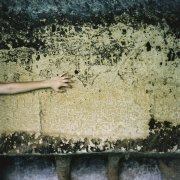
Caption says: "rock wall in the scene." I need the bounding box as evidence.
[0,0,179,154]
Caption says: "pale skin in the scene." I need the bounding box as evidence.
[0,73,72,95]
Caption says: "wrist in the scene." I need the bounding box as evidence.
[42,80,51,88]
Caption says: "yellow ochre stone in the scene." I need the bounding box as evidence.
[0,21,179,140]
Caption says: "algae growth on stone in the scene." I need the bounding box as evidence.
[0,0,179,154]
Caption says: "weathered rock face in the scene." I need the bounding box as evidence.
[0,0,179,154]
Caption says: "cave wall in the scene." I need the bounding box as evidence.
[0,0,179,154]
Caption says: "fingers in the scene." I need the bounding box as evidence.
[57,85,70,93]
[62,79,74,83]
[53,73,74,92]
[58,73,73,79]
[61,83,72,88]
[59,89,67,93]
[58,73,74,84]
[60,73,68,77]
[62,76,72,80]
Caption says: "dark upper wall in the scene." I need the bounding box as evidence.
[0,0,179,51]
[1,0,179,18]
[0,0,179,35]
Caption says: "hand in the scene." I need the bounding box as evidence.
[46,73,73,92]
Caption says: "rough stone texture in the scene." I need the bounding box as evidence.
[158,159,180,180]
[107,155,120,180]
[0,0,179,154]
[0,94,40,133]
[55,156,71,180]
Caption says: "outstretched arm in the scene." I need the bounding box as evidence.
[0,73,72,94]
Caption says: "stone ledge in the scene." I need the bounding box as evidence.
[0,118,179,155]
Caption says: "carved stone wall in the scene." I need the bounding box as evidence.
[0,0,179,154]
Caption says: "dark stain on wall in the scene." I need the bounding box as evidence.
[0,0,179,51]
[167,48,176,62]
[146,42,152,52]
[144,115,180,152]
[0,0,179,154]
[0,116,179,154]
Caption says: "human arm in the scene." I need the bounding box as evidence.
[0,73,72,94]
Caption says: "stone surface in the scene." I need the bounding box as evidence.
[0,0,179,153]
[55,156,71,180]
[0,93,40,133]
[159,159,180,180]
[107,155,120,180]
